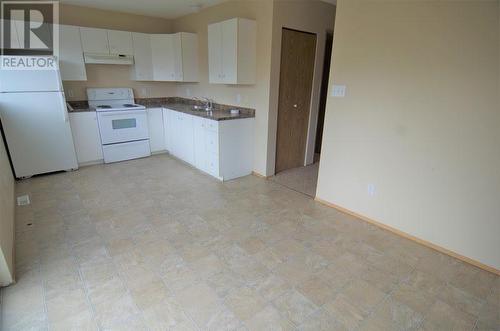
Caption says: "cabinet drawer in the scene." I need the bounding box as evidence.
[205,119,219,133]
[206,130,219,155]
[207,152,219,177]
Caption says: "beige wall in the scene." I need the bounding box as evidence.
[0,133,15,286]
[63,65,177,101]
[60,4,172,32]
[59,4,176,101]
[172,0,274,175]
[317,0,500,270]
[268,0,335,175]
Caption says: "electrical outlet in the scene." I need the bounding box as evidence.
[66,89,74,98]
[332,85,346,97]
[367,184,376,196]
[17,195,30,206]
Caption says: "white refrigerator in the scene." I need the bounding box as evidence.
[0,57,78,178]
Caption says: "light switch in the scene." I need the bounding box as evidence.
[367,184,376,196]
[332,85,346,97]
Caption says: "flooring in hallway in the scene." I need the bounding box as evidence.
[270,163,319,197]
[2,154,498,330]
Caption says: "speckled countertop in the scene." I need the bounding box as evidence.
[67,97,255,121]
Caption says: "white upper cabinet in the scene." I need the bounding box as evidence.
[80,27,133,55]
[131,33,153,81]
[175,32,199,82]
[220,19,238,83]
[208,18,256,85]
[59,25,87,81]
[151,34,176,81]
[208,23,222,84]
[80,27,109,53]
[107,30,133,55]
[150,33,198,82]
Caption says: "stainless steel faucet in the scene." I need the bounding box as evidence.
[202,97,213,111]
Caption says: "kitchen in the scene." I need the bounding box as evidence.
[1,13,258,182]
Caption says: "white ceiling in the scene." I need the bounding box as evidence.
[59,0,229,19]
[60,0,337,20]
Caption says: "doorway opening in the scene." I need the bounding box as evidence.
[271,28,334,198]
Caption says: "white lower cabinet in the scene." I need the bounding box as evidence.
[163,108,253,181]
[168,110,195,164]
[147,108,165,153]
[193,117,208,173]
[69,112,103,165]
[207,152,220,178]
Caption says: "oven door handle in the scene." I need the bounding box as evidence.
[99,110,146,117]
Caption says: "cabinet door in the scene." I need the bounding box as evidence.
[80,27,109,53]
[5,19,21,48]
[147,108,165,153]
[171,111,182,158]
[131,33,153,81]
[193,117,207,172]
[172,33,183,81]
[207,152,220,178]
[162,109,171,152]
[221,19,238,84]
[181,113,195,165]
[69,112,103,164]
[208,23,223,83]
[151,34,176,81]
[180,32,199,82]
[59,25,87,81]
[107,30,133,55]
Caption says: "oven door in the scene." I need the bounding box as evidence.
[97,110,149,145]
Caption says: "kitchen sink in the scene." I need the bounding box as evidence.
[193,105,212,112]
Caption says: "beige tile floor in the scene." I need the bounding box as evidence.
[2,154,498,331]
[270,163,319,197]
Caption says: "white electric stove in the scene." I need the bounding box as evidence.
[87,88,150,163]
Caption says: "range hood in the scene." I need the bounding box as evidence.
[84,53,134,65]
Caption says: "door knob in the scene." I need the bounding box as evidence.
[293,104,298,108]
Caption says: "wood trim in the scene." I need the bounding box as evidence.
[314,197,500,276]
[252,171,269,179]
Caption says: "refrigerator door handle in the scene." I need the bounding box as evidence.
[59,94,69,122]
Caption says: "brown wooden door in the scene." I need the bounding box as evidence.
[275,28,317,174]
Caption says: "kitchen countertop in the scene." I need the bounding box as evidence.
[154,103,254,121]
[67,97,255,121]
